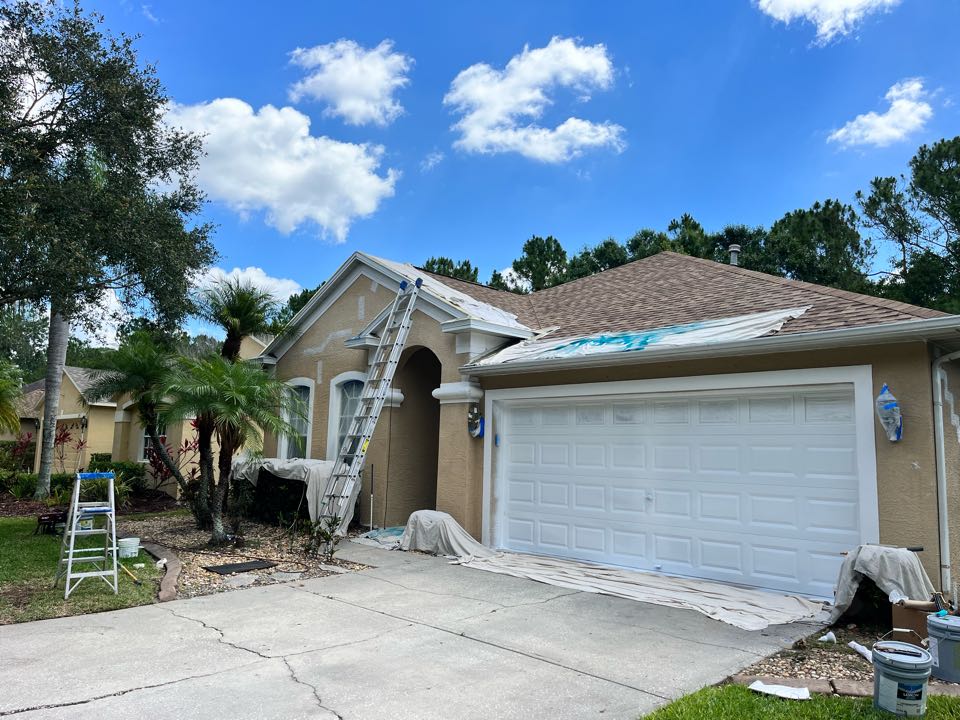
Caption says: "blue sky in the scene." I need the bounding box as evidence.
[95,0,959,308]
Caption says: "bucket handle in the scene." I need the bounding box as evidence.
[878,628,928,650]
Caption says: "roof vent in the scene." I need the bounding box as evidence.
[728,244,741,267]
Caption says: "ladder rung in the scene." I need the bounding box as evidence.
[68,570,117,579]
[61,555,112,564]
[69,529,109,536]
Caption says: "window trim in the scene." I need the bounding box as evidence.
[280,377,315,460]
[326,371,367,461]
[139,421,167,463]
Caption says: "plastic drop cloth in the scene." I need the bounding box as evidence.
[232,457,335,523]
[393,511,826,630]
[473,306,810,366]
[827,544,935,623]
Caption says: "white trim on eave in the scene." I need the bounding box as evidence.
[265,253,531,361]
[464,315,960,376]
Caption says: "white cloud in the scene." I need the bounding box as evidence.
[420,150,445,172]
[828,78,932,148]
[73,290,127,348]
[197,266,303,302]
[756,0,901,43]
[496,267,533,293]
[141,5,159,23]
[443,36,625,163]
[167,98,399,241]
[289,39,412,127]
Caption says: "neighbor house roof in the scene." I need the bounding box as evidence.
[63,366,115,406]
[15,367,116,419]
[16,379,45,419]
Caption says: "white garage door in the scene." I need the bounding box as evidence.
[496,385,863,597]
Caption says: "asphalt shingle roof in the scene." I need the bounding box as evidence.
[422,252,948,341]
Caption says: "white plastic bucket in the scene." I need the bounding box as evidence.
[872,640,932,717]
[927,614,960,682]
[118,537,140,559]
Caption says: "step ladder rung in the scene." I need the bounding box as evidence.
[68,570,118,579]
[55,472,119,599]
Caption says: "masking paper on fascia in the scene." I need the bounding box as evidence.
[476,306,810,366]
[367,255,530,330]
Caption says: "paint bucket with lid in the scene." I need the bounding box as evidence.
[927,614,960,682]
[872,640,933,717]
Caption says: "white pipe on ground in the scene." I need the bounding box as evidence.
[933,349,960,593]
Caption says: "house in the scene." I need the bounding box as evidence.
[10,367,117,474]
[258,250,960,599]
[5,336,270,486]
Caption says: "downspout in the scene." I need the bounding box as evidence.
[933,349,960,594]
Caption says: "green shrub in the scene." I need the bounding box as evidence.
[9,473,37,499]
[50,473,74,494]
[108,461,147,493]
[88,453,112,470]
[79,476,132,509]
[0,437,36,472]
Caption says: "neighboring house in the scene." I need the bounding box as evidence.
[6,367,117,474]
[260,250,960,599]
[111,335,270,492]
[3,336,272,491]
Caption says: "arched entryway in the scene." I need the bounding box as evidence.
[378,346,441,527]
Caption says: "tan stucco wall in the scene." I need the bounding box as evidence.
[267,275,478,529]
[480,341,946,586]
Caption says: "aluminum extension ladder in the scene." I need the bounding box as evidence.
[318,278,422,533]
[54,472,118,599]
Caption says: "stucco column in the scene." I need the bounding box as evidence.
[112,409,132,461]
[432,381,485,539]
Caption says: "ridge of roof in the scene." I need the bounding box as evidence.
[667,252,946,320]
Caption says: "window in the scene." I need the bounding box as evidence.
[284,385,310,459]
[141,423,166,461]
[326,371,368,461]
[336,380,364,453]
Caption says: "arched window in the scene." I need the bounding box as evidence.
[281,378,314,459]
[326,371,367,460]
[336,380,364,453]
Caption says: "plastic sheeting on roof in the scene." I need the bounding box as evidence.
[365,254,530,331]
[473,306,811,366]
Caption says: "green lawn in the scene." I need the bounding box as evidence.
[644,685,960,719]
[0,516,161,624]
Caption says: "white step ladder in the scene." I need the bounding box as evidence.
[54,472,118,599]
[319,278,422,533]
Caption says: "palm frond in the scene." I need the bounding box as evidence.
[0,361,23,435]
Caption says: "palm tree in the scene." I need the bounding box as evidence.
[191,278,278,529]
[162,355,301,544]
[0,360,23,436]
[85,332,191,493]
[199,278,277,362]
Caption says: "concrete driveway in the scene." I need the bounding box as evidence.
[0,541,817,719]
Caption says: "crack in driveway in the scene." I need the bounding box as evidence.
[291,584,671,702]
[0,662,264,717]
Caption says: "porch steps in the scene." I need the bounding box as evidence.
[318,278,423,534]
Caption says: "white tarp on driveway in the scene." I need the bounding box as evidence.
[397,511,826,631]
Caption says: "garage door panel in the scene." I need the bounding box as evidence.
[498,385,862,596]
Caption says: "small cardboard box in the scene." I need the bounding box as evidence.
[891,604,930,644]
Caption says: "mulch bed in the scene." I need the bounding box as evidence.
[119,513,366,598]
[0,496,48,518]
[0,489,178,518]
[745,624,958,687]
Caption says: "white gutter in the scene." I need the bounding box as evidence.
[933,350,960,594]
[462,315,960,376]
